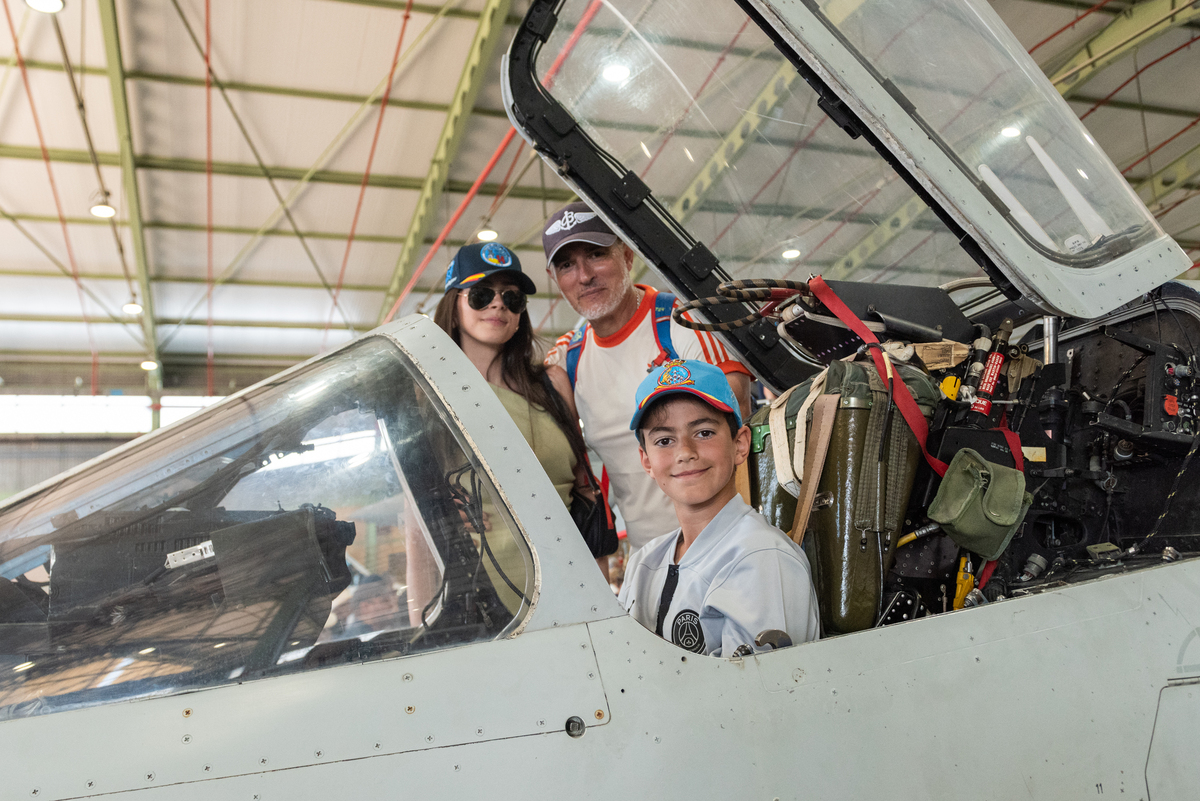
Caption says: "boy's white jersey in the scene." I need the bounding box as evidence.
[617,496,820,656]
[546,286,750,551]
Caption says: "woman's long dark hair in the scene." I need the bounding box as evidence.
[434,288,588,466]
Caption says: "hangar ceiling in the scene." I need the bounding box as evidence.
[0,0,1198,400]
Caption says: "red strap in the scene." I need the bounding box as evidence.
[809,276,948,477]
[977,559,997,590]
[995,413,1024,471]
[999,426,1024,472]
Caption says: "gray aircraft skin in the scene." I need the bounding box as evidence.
[3,0,1200,799]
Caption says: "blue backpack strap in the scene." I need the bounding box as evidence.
[564,323,589,389]
[648,291,678,371]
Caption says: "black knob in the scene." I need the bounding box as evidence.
[565,716,585,738]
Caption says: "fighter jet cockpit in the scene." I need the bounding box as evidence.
[0,336,533,721]
[503,0,1198,632]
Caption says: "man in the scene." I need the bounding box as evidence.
[543,202,752,552]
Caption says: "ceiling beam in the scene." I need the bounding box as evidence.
[0,266,567,297]
[0,55,106,76]
[124,69,509,118]
[0,312,359,331]
[0,349,308,367]
[0,142,573,200]
[0,211,551,252]
[98,0,161,417]
[1050,0,1200,97]
[378,0,513,323]
[321,0,523,25]
[0,313,585,338]
[1070,95,1200,119]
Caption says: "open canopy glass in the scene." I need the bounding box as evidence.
[507,0,1190,320]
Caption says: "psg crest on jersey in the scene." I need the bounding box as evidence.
[480,242,514,267]
[658,360,694,388]
[672,610,705,653]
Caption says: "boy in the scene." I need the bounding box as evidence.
[619,359,820,656]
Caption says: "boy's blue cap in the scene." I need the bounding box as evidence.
[630,359,742,432]
[444,242,536,295]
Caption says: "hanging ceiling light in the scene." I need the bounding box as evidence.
[140,360,158,372]
[477,229,499,242]
[122,300,143,316]
[90,190,116,219]
[25,0,64,12]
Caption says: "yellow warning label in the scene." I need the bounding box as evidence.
[1022,447,1047,463]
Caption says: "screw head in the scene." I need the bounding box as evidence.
[260,758,268,765]
[30,790,39,797]
[406,705,415,714]
[374,743,381,750]
[426,735,435,743]
[203,765,212,772]
[182,734,192,744]
[314,751,322,759]
[594,709,604,720]
[146,773,155,781]
[86,782,94,789]
[182,708,192,718]
[402,673,413,682]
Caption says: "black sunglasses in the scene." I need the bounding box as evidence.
[466,285,527,314]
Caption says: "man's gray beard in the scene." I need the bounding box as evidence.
[578,268,635,321]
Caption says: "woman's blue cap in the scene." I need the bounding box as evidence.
[630,359,741,432]
[444,242,536,295]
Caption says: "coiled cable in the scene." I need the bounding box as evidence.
[672,278,809,331]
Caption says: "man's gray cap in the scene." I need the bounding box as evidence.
[542,201,619,265]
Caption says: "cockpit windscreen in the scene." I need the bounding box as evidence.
[0,337,534,720]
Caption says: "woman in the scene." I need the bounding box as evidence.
[432,241,590,508]
[406,242,606,625]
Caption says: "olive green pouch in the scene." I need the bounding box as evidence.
[927,448,1032,560]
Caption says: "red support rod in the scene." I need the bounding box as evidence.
[325,0,417,347]
[383,0,606,324]
[1,0,99,393]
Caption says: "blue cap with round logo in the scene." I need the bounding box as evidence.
[630,359,742,432]
[444,242,537,295]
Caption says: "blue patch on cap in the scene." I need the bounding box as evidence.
[480,242,513,267]
[444,259,456,289]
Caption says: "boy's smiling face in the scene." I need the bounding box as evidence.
[638,396,751,512]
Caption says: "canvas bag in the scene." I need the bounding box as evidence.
[927,447,1032,560]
